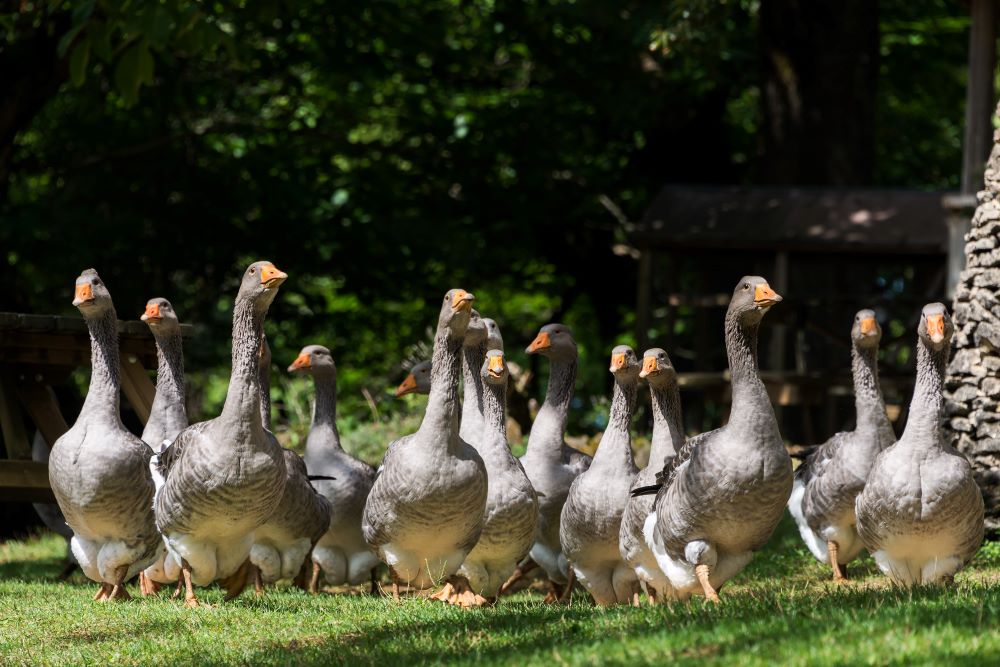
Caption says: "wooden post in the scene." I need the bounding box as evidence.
[951,0,998,296]
[962,0,998,196]
[0,369,31,459]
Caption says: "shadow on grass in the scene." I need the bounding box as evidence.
[231,581,1000,666]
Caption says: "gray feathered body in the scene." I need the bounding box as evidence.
[520,356,590,583]
[855,323,984,585]
[362,319,487,588]
[47,306,161,584]
[252,447,332,582]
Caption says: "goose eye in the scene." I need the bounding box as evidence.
[250,268,256,274]
[93,279,102,286]
[743,283,750,290]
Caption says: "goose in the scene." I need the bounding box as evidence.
[456,348,539,604]
[788,309,895,581]
[512,324,591,601]
[250,337,333,592]
[395,361,432,397]
[459,311,488,446]
[619,348,683,603]
[288,344,379,593]
[559,345,641,605]
[47,268,162,601]
[483,317,503,350]
[855,303,984,585]
[640,276,788,602]
[362,289,488,604]
[137,297,189,596]
[153,261,289,607]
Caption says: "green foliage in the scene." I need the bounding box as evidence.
[0,1,975,443]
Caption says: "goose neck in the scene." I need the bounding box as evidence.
[902,340,948,447]
[220,295,266,433]
[524,356,576,460]
[649,380,684,466]
[80,307,121,420]
[310,371,342,449]
[460,339,487,443]
[420,326,464,447]
[852,343,892,438]
[724,310,776,432]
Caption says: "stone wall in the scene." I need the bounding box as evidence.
[946,103,1000,534]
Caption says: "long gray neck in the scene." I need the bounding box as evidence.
[259,357,272,431]
[852,343,892,440]
[220,296,266,434]
[310,370,341,450]
[649,379,684,468]
[144,328,187,442]
[724,310,775,434]
[420,325,463,449]
[460,339,487,445]
[902,340,948,448]
[592,373,637,471]
[81,307,121,422]
[480,378,509,456]
[524,355,576,459]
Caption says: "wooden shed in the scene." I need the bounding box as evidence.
[630,186,955,445]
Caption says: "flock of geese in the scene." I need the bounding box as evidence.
[43,262,986,608]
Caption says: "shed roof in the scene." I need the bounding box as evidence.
[632,186,954,254]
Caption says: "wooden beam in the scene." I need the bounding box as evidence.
[119,354,154,424]
[15,381,69,448]
[0,369,32,459]
[0,460,55,502]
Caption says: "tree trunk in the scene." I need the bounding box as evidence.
[758,0,880,185]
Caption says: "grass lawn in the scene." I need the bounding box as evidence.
[2,517,999,666]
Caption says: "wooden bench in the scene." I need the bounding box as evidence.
[0,312,191,503]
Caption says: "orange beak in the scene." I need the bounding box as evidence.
[141,302,161,322]
[451,289,475,311]
[73,283,93,306]
[526,331,551,354]
[261,263,288,288]
[754,283,782,308]
[927,314,946,343]
[609,352,626,372]
[487,355,505,378]
[395,373,419,397]
[860,317,877,335]
[639,356,658,378]
[288,353,311,372]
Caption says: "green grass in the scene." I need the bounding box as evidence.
[2,519,999,666]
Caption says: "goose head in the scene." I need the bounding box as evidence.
[730,276,782,323]
[483,318,504,351]
[609,344,641,380]
[851,309,881,350]
[482,349,508,386]
[240,260,288,311]
[72,268,113,316]
[639,347,677,386]
[464,309,488,347]
[439,288,475,338]
[288,344,337,377]
[395,360,432,397]
[526,323,577,361]
[141,297,180,334]
[919,302,953,352]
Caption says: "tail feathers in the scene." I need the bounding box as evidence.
[630,484,661,498]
